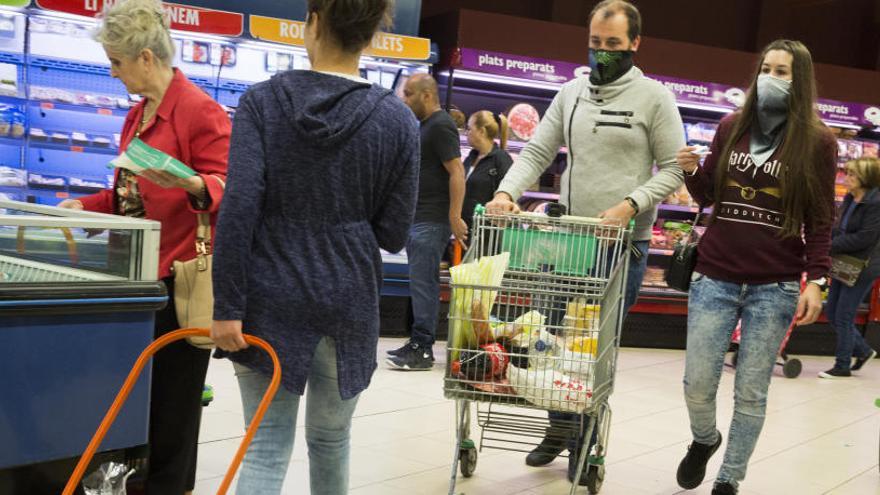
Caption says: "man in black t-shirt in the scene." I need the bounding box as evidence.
[387,74,467,371]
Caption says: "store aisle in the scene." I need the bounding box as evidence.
[194,339,880,495]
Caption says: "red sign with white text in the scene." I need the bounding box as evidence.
[35,0,244,37]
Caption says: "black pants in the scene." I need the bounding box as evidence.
[146,278,211,494]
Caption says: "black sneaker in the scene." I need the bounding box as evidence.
[677,430,722,489]
[712,481,737,495]
[852,349,877,371]
[818,367,852,379]
[385,342,434,371]
[525,436,566,467]
[386,340,412,357]
[387,340,435,362]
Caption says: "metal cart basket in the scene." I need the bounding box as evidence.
[444,207,631,495]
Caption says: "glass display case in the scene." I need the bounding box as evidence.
[0,199,160,284]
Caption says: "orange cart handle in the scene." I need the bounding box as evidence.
[63,328,281,495]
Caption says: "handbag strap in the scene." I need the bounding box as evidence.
[192,175,225,270]
[688,205,704,243]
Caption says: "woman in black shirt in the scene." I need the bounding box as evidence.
[462,110,513,231]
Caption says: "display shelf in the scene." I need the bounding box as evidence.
[29,141,117,156]
[659,203,699,213]
[0,136,23,147]
[31,100,129,118]
[522,190,559,200]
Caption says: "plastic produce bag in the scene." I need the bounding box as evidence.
[508,365,593,413]
[82,462,134,495]
[449,252,510,360]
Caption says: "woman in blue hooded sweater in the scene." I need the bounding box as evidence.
[210,1,419,493]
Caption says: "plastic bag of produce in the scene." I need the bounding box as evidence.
[82,462,134,495]
[508,364,593,413]
[449,252,510,359]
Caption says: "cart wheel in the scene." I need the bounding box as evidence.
[731,349,739,368]
[459,447,477,478]
[586,464,605,494]
[782,358,802,378]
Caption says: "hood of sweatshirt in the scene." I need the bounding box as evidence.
[269,70,393,148]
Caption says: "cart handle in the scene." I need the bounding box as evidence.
[63,328,281,495]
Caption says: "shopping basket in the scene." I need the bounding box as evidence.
[444,206,631,495]
[63,328,281,495]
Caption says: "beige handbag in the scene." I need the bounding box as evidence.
[173,212,216,349]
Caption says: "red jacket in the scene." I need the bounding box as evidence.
[79,69,231,279]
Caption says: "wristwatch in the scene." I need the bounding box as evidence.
[807,277,827,287]
[624,196,640,214]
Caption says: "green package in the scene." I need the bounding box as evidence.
[109,138,196,179]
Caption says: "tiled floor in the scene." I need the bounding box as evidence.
[195,339,880,494]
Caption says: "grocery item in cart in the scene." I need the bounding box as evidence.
[510,327,559,369]
[562,297,600,331]
[556,337,598,379]
[449,252,511,358]
[507,103,540,141]
[489,309,547,342]
[508,364,593,413]
[454,343,510,380]
[82,462,134,495]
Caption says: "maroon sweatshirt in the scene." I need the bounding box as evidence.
[684,113,837,284]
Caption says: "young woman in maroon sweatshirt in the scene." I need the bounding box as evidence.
[673,40,836,495]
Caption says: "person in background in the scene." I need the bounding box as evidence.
[487,0,685,485]
[462,110,513,233]
[819,157,880,378]
[59,1,230,493]
[386,73,468,371]
[209,0,419,493]
[675,40,836,495]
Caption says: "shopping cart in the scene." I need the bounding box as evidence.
[726,316,802,378]
[444,206,630,495]
[63,328,281,495]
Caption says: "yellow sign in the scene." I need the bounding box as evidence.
[249,15,431,61]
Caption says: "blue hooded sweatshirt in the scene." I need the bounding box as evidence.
[213,70,420,399]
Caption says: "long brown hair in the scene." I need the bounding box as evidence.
[471,110,509,150]
[711,39,831,238]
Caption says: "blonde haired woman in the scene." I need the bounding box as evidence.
[819,157,880,378]
[59,0,230,492]
[462,111,512,231]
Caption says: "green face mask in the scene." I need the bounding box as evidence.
[588,48,634,85]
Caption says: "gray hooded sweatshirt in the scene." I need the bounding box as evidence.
[498,66,685,241]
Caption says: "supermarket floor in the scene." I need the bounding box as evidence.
[193,339,880,495]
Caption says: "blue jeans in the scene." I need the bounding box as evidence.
[684,272,800,488]
[407,222,452,346]
[548,240,649,453]
[826,273,877,370]
[233,337,360,495]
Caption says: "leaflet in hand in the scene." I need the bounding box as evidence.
[108,138,196,179]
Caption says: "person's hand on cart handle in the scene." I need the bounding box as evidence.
[599,200,636,227]
[211,320,249,352]
[676,146,702,174]
[486,192,521,215]
[795,283,823,326]
[58,199,84,210]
